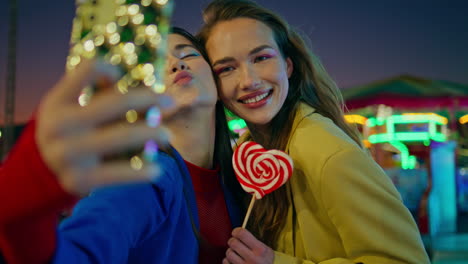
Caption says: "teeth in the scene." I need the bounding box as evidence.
[242,92,269,104]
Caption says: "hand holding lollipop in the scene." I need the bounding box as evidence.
[233,141,293,228]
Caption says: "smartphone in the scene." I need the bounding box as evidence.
[67,0,173,169]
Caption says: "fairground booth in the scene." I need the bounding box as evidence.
[342,75,468,241]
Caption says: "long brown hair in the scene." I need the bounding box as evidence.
[197,0,362,247]
[171,26,246,212]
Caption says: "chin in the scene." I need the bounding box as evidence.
[243,115,274,127]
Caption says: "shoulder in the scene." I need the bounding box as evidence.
[288,103,361,163]
[286,104,386,190]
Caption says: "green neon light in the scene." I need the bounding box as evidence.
[390,141,416,170]
[431,133,446,142]
[390,115,446,125]
[429,121,436,135]
[366,114,447,128]
[366,113,448,170]
[408,156,417,169]
[386,119,395,134]
[368,132,446,144]
[366,117,385,127]
[228,119,247,132]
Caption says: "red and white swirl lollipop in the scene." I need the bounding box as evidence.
[233,141,293,228]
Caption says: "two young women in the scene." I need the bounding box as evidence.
[1,0,430,263]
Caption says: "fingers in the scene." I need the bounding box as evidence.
[228,237,252,260]
[58,89,170,131]
[50,59,97,104]
[35,58,175,196]
[62,160,160,196]
[64,122,170,158]
[229,228,275,263]
[232,228,259,249]
[89,160,160,186]
[225,248,244,264]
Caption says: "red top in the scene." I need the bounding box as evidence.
[0,119,78,264]
[185,160,232,264]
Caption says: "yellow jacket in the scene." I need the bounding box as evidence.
[239,103,430,264]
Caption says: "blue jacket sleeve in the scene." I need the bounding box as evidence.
[51,181,173,264]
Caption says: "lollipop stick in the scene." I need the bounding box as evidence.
[242,196,256,229]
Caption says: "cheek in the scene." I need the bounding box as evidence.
[279,73,289,95]
[273,64,290,95]
[193,60,212,78]
[218,85,231,103]
[217,76,236,98]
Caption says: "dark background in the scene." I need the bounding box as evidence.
[0,0,467,124]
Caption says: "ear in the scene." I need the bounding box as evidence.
[286,57,293,78]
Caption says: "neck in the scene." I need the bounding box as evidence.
[166,106,216,169]
[247,122,271,144]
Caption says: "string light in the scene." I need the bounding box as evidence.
[460,114,468,124]
[126,109,138,123]
[130,156,143,170]
[344,114,367,125]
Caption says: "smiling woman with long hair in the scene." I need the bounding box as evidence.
[198,0,430,263]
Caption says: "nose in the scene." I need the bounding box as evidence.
[169,59,189,73]
[239,64,261,90]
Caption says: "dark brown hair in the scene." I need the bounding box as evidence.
[197,0,362,247]
[171,26,246,210]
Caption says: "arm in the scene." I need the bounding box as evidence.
[51,183,171,264]
[0,59,172,264]
[0,120,77,264]
[313,148,429,264]
[275,149,430,264]
[0,120,76,226]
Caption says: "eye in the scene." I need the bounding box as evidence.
[254,54,272,63]
[214,66,235,76]
[181,52,200,59]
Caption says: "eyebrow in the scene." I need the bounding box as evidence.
[174,44,197,51]
[211,45,274,67]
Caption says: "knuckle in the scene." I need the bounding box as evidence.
[225,248,234,260]
[229,238,241,250]
[116,124,135,140]
[257,246,267,256]
[238,231,249,241]
[50,142,69,164]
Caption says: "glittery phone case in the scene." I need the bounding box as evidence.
[67,0,173,168]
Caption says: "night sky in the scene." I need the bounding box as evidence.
[0,0,467,123]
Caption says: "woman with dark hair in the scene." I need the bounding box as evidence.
[0,27,243,264]
[198,0,430,263]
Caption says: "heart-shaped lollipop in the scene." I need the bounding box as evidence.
[233,141,293,228]
[233,141,293,199]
